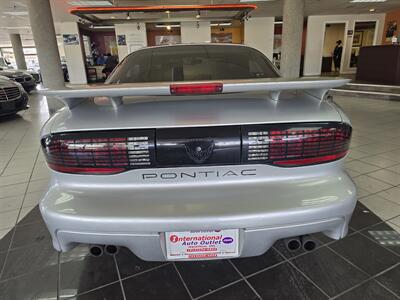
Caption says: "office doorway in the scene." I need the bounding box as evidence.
[321,23,346,75]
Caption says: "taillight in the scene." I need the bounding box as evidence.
[242,123,351,167]
[41,130,155,175]
[42,122,351,175]
[170,82,223,95]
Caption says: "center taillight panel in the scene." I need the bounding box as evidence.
[41,122,351,174]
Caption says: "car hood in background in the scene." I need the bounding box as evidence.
[0,76,19,88]
[0,69,31,77]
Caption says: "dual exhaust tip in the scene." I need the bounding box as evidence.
[90,237,316,257]
[89,244,119,257]
[284,235,317,252]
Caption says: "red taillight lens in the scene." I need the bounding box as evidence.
[170,82,223,95]
[42,130,155,175]
[243,123,351,167]
[42,123,351,175]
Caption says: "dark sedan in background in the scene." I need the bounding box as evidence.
[0,69,37,93]
[0,75,29,117]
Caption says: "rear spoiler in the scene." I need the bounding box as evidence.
[40,77,350,110]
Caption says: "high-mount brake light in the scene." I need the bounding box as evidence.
[170,82,223,95]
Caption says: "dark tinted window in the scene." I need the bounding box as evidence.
[107,45,279,84]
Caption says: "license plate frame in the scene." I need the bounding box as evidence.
[165,229,239,260]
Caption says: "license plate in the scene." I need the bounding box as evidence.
[165,229,239,260]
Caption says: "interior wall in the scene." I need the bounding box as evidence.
[244,17,274,60]
[114,23,147,61]
[304,14,385,75]
[181,21,211,43]
[274,22,307,55]
[382,9,400,44]
[211,26,243,44]
[322,24,345,57]
[146,28,181,47]
[60,22,87,84]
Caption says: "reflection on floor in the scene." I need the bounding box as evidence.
[0,93,399,299]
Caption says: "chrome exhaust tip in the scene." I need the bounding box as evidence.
[301,236,317,252]
[284,237,301,252]
[104,245,119,255]
[89,245,104,257]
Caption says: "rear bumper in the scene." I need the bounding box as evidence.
[40,166,357,261]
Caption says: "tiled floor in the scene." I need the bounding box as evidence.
[0,92,399,300]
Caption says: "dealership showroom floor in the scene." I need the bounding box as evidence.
[0,93,398,299]
[2,0,400,300]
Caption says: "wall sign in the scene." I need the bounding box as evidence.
[117,35,126,46]
[63,34,79,45]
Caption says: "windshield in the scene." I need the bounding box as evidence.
[107,45,279,84]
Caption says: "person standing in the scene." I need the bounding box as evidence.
[333,40,343,73]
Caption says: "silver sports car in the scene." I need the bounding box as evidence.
[40,44,356,261]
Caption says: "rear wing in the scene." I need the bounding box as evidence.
[40,77,350,110]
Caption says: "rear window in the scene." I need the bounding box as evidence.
[107,45,279,84]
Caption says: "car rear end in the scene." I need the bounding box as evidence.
[39,44,356,261]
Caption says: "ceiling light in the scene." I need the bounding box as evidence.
[211,22,232,27]
[3,11,28,16]
[350,0,386,2]
[92,25,115,29]
[0,26,30,29]
[369,8,376,11]
[165,10,170,14]
[196,11,201,19]
[126,12,130,20]
[68,1,113,6]
[110,16,115,19]
[240,0,275,2]
[155,24,180,28]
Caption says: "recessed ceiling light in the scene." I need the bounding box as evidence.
[165,10,170,14]
[350,0,386,3]
[110,16,115,19]
[68,1,113,6]
[369,8,376,11]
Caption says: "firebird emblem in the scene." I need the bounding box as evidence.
[185,139,214,164]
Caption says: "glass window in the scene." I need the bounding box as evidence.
[107,45,279,84]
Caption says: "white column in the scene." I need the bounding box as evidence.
[10,34,27,70]
[244,17,275,60]
[281,0,305,78]
[27,0,65,113]
[114,23,147,60]
[60,22,87,84]
[181,21,211,43]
